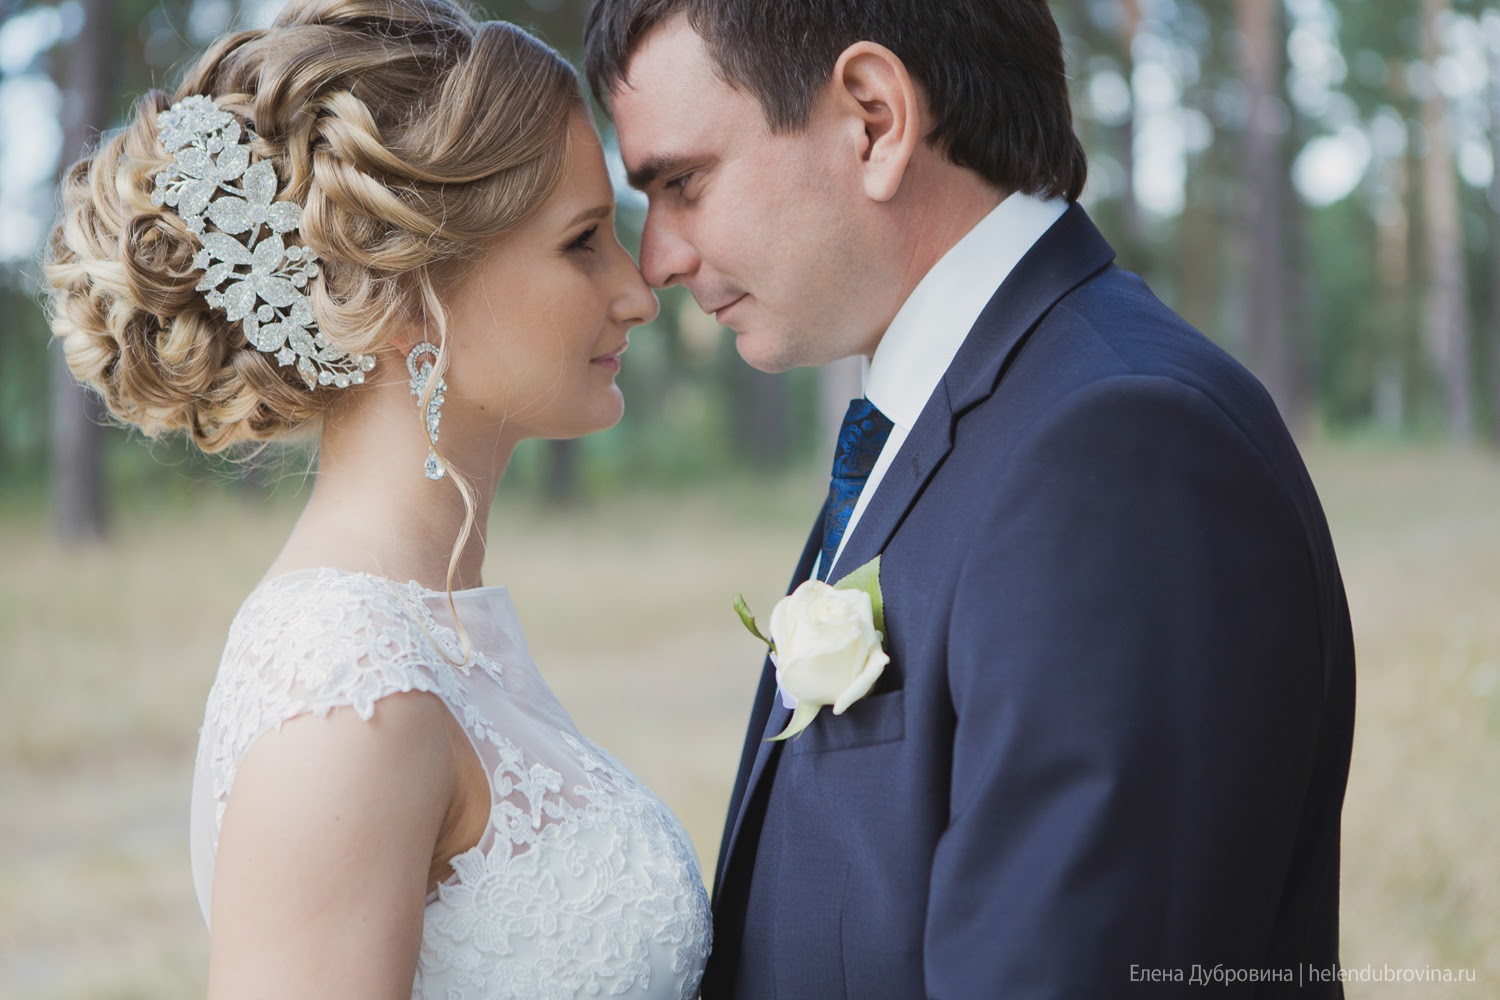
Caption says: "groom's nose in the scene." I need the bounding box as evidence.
[638,208,699,290]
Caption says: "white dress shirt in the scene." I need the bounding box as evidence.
[823,192,1068,578]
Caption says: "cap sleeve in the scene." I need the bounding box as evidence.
[195,570,470,844]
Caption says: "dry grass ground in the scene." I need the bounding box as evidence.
[0,443,1496,998]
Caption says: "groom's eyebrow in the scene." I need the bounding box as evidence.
[626,153,695,192]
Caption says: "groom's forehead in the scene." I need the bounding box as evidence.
[609,23,766,172]
[610,15,712,100]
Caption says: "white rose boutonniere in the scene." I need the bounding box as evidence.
[734,556,890,741]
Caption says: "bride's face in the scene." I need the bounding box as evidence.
[441,109,658,447]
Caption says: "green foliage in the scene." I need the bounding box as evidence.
[0,274,52,485]
[4,0,1498,507]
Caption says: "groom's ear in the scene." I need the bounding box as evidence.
[831,42,922,204]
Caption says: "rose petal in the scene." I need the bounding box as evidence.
[832,648,888,715]
[776,646,862,705]
[766,574,886,725]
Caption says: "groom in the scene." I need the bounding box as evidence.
[587,1,1354,996]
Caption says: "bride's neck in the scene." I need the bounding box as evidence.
[266,384,511,592]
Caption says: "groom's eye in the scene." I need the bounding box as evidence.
[664,173,695,196]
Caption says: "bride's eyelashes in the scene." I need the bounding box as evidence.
[562,225,600,255]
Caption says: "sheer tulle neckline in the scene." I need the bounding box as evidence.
[259,565,511,601]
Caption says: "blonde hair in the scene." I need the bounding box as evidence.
[44,0,581,452]
[43,0,583,625]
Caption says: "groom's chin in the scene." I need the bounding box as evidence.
[732,328,802,375]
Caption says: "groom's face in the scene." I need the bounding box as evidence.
[609,16,889,373]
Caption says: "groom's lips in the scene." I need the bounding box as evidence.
[710,294,746,324]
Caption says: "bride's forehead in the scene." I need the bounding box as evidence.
[553,127,613,202]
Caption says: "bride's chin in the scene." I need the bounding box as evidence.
[590,387,626,434]
[546,393,626,441]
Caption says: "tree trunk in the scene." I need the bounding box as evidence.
[1275,7,1312,435]
[1419,0,1473,442]
[1234,0,1303,430]
[728,365,790,471]
[1061,0,1145,273]
[50,0,116,542]
[1175,8,1229,343]
[1114,0,1147,272]
[1374,153,1414,430]
[543,438,580,506]
[1487,21,1500,443]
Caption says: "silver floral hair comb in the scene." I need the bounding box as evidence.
[151,95,375,389]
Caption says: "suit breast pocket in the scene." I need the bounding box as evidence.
[788,689,906,755]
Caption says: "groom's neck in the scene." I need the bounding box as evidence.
[876,155,1006,341]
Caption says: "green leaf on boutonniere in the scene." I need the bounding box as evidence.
[831,554,884,637]
[734,593,773,650]
[767,700,822,742]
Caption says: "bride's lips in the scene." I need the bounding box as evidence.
[590,341,627,373]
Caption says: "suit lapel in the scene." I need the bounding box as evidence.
[711,515,822,901]
[712,204,1118,905]
[824,381,957,584]
[828,204,1116,582]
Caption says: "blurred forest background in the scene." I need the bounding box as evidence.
[1,0,1498,998]
[1,0,1499,513]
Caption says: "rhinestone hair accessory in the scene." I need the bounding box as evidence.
[150,95,376,389]
[406,342,447,480]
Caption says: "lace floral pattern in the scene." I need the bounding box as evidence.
[191,569,710,1000]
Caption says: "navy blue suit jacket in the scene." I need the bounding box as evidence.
[700,206,1354,998]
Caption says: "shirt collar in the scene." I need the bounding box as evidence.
[864,192,1068,430]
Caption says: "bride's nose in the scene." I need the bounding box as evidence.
[612,242,660,328]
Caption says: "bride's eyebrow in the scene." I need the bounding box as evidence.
[626,152,697,192]
[562,204,613,228]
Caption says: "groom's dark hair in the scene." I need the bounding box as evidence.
[583,0,1087,202]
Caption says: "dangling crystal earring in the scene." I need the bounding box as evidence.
[406,342,447,480]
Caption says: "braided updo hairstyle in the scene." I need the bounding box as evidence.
[45,0,583,453]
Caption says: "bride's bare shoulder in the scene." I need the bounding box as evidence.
[207,691,461,998]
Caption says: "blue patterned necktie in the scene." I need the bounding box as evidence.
[817,398,895,581]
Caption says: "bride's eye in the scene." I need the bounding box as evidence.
[563,225,599,254]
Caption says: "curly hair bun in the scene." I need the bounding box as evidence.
[44,0,581,453]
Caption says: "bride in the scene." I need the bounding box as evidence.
[43,1,710,996]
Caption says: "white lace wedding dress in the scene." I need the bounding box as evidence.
[188,568,711,999]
